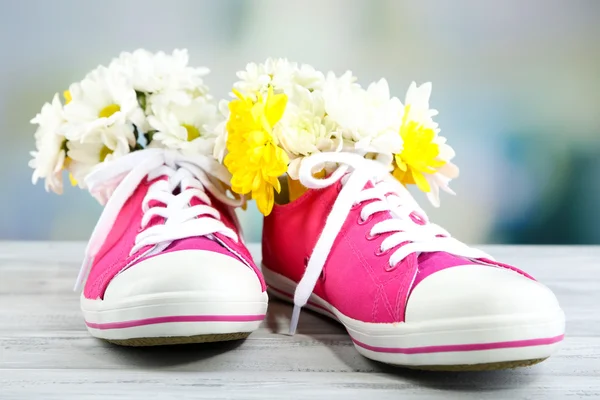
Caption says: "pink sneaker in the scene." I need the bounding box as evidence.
[76,148,268,346]
[262,152,565,370]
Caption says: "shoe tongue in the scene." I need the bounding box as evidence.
[413,252,479,288]
[143,174,193,228]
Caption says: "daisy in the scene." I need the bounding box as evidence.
[234,62,271,96]
[67,124,136,187]
[108,49,209,95]
[275,86,340,179]
[29,94,68,194]
[402,81,439,131]
[234,58,325,98]
[148,93,219,151]
[323,73,403,155]
[63,66,145,141]
[294,62,326,92]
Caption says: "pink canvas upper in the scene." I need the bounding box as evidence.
[262,181,533,324]
[83,175,265,300]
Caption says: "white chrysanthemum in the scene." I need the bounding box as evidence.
[323,73,403,156]
[234,58,324,97]
[67,124,136,187]
[275,87,340,179]
[212,100,230,162]
[63,66,145,140]
[294,62,326,92]
[148,92,219,152]
[234,62,270,96]
[29,94,67,194]
[108,49,209,95]
[402,81,439,131]
[424,135,459,207]
[145,84,211,115]
[264,58,297,91]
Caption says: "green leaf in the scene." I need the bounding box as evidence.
[144,130,156,144]
[136,91,147,111]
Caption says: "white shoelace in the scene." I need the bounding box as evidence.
[74,148,243,291]
[290,152,491,334]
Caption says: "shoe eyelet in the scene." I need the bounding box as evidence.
[365,231,380,241]
[351,202,362,211]
[357,214,373,226]
[375,246,391,257]
[385,262,398,272]
[409,211,426,225]
[305,256,326,282]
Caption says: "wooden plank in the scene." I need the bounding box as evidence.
[0,330,598,373]
[0,242,598,399]
[2,369,600,400]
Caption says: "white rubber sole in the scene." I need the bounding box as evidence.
[263,266,565,369]
[81,291,268,346]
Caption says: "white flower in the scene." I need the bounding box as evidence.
[264,58,298,91]
[424,136,459,207]
[67,124,136,187]
[402,81,439,131]
[234,58,324,97]
[323,73,403,155]
[274,86,341,179]
[108,49,209,95]
[29,94,67,194]
[403,82,457,205]
[148,92,219,152]
[212,100,230,162]
[30,48,223,198]
[294,62,326,92]
[64,66,145,140]
[234,62,270,96]
[277,88,329,155]
[181,134,218,159]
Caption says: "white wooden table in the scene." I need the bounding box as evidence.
[1,242,598,399]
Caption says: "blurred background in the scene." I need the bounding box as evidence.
[1,0,599,244]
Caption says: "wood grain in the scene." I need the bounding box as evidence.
[1,242,599,399]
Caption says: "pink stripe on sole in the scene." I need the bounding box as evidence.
[352,334,565,354]
[267,283,564,355]
[86,314,265,330]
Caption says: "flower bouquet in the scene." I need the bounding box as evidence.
[216,58,459,215]
[29,49,220,195]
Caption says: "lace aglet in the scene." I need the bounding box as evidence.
[289,305,301,336]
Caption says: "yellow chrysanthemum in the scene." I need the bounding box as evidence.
[224,87,289,215]
[393,105,446,192]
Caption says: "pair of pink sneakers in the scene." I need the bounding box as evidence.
[77,148,564,370]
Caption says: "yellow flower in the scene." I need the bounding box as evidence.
[393,105,446,192]
[224,87,289,215]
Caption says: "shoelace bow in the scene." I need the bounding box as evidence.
[290,152,491,334]
[74,148,243,291]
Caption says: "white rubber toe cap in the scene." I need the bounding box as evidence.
[405,265,561,322]
[103,250,263,301]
